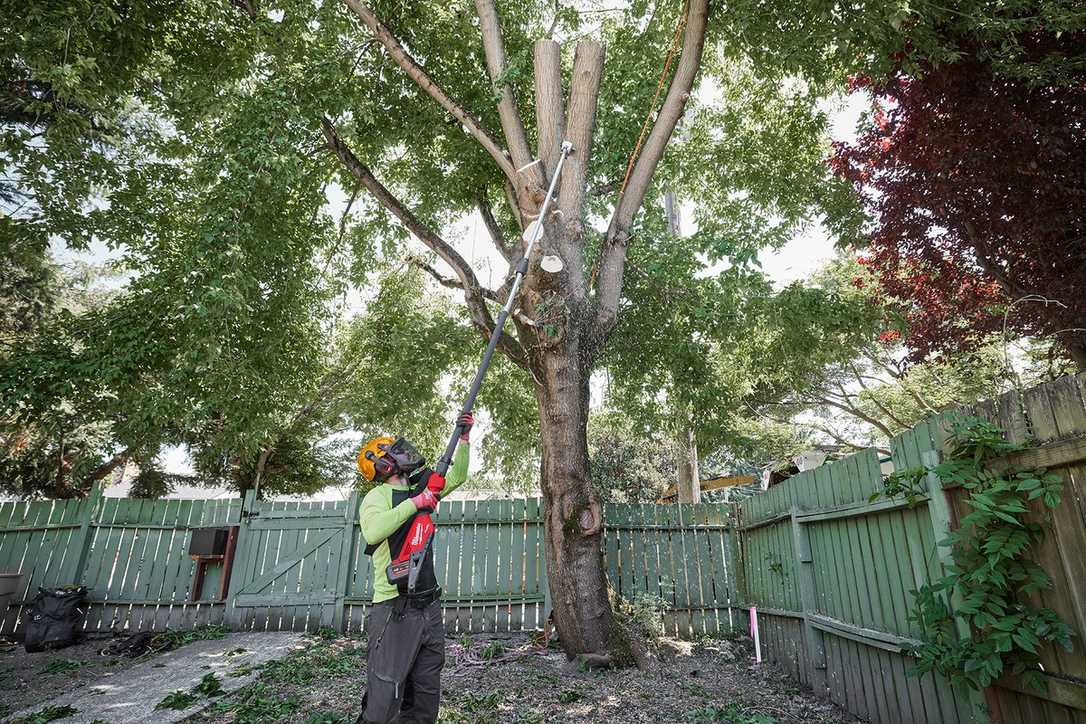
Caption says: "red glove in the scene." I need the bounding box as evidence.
[426,471,446,495]
[410,489,438,512]
[457,411,474,442]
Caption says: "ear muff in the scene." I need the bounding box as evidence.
[371,451,396,480]
[358,435,396,481]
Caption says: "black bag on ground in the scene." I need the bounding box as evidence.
[23,586,89,653]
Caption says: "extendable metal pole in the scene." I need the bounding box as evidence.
[435,141,573,475]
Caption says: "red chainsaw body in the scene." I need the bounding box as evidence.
[387,510,436,592]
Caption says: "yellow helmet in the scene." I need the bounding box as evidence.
[357,435,395,481]
[357,435,427,482]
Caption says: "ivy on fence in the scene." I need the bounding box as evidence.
[885,418,1073,691]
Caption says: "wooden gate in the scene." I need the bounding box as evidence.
[226,493,359,631]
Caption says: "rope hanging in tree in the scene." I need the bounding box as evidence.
[588,1,690,293]
[617,1,689,200]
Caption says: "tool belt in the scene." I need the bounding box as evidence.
[393,586,441,612]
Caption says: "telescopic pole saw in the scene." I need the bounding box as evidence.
[434,141,574,476]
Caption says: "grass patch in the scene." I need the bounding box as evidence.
[210,639,359,721]
[213,682,300,723]
[461,691,502,713]
[557,688,580,704]
[313,626,339,640]
[512,708,545,724]
[10,705,79,724]
[155,690,199,711]
[681,680,711,698]
[227,662,258,677]
[40,658,86,675]
[153,624,228,651]
[194,672,225,697]
[305,711,350,724]
[261,640,362,684]
[480,640,505,660]
[155,672,224,711]
[438,691,504,723]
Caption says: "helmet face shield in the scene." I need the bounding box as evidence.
[384,437,425,477]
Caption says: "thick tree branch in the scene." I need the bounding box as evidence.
[559,41,604,226]
[547,40,604,304]
[86,449,130,484]
[848,361,912,428]
[341,0,516,181]
[534,39,566,182]
[411,257,501,303]
[964,220,1032,299]
[231,0,259,20]
[321,117,529,370]
[475,0,538,183]
[594,0,709,337]
[809,394,897,439]
[867,355,940,415]
[413,258,538,333]
[503,179,526,232]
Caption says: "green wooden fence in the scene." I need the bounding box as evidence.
[734,372,1086,724]
[0,492,737,638]
[0,492,241,634]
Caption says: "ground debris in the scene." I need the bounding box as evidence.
[187,632,856,724]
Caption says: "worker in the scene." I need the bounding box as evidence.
[355,412,473,724]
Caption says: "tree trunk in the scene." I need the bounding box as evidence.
[676,423,700,503]
[534,346,615,657]
[665,190,700,504]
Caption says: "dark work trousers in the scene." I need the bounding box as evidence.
[359,597,445,724]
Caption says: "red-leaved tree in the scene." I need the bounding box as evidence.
[831,43,1086,370]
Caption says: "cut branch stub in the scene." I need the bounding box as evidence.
[563,494,602,537]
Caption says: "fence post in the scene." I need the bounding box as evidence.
[791,509,827,694]
[225,489,257,629]
[333,491,360,632]
[729,504,746,629]
[59,481,103,586]
[922,450,990,723]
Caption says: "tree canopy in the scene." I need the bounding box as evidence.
[2,0,857,501]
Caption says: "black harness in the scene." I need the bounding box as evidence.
[363,469,439,598]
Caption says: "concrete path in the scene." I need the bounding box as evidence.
[5,632,306,724]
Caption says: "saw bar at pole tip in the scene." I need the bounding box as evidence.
[516,142,574,174]
[519,141,575,262]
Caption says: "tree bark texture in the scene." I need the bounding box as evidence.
[534,345,612,655]
[676,424,700,503]
[1068,336,1086,373]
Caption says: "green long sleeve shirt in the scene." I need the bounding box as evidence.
[359,443,469,603]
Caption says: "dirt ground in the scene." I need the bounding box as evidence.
[0,630,857,724]
[0,634,144,720]
[184,632,858,724]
